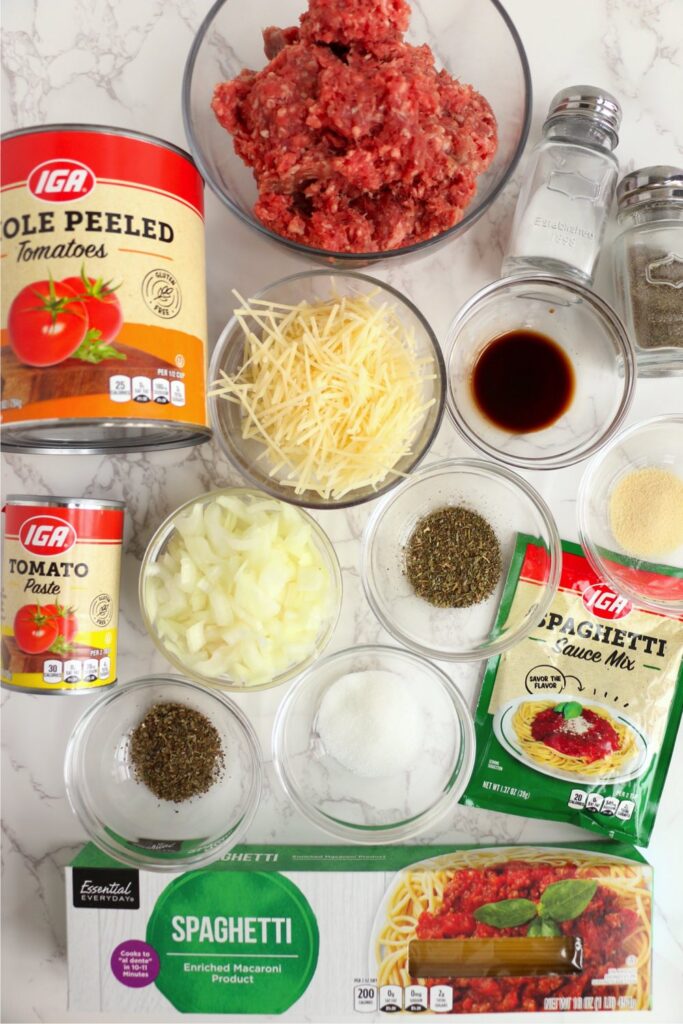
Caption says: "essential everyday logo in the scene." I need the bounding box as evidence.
[19,515,77,557]
[581,582,633,620]
[28,159,95,202]
[72,868,140,910]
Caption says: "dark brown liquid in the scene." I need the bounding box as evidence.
[471,330,575,433]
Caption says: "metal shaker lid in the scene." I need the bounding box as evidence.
[617,165,683,210]
[543,85,622,146]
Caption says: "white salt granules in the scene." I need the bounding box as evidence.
[316,670,425,778]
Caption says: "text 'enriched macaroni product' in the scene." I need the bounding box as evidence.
[463,535,683,845]
[66,842,652,1018]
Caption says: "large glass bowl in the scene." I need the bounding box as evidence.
[272,645,475,843]
[209,271,446,509]
[139,488,342,690]
[64,675,262,870]
[183,0,531,266]
[446,275,636,470]
[578,415,683,615]
[361,458,561,661]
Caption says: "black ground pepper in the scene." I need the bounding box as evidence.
[627,245,683,350]
[130,702,224,803]
[404,505,502,608]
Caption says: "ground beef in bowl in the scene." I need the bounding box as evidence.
[212,0,497,254]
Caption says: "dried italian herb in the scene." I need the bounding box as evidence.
[404,505,502,608]
[130,702,224,803]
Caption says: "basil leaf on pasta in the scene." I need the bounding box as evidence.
[527,917,562,937]
[474,898,538,928]
[539,879,597,922]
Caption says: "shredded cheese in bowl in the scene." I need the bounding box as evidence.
[208,276,444,505]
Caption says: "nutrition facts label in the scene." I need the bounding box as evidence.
[353,984,455,1013]
[567,789,635,821]
[109,374,185,407]
[42,656,111,684]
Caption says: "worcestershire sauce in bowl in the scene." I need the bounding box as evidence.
[472,330,575,433]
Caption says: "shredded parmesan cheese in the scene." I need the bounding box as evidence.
[209,291,436,499]
[560,716,593,735]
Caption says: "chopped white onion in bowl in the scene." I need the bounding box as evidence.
[140,491,341,690]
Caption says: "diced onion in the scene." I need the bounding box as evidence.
[144,496,335,686]
[209,291,436,499]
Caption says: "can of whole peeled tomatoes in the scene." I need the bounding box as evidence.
[1,496,124,694]
[0,124,209,453]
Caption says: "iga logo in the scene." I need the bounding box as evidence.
[582,582,632,620]
[19,515,77,556]
[28,159,95,202]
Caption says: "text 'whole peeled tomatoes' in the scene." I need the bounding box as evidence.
[0,125,209,453]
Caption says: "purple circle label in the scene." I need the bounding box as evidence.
[110,939,160,988]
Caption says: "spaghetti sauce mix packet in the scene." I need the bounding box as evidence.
[464,537,683,846]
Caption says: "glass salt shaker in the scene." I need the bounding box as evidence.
[503,86,621,285]
[611,166,683,377]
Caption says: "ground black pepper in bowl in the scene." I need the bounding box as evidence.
[130,702,225,802]
[404,505,502,608]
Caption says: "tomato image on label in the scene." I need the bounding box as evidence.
[61,267,126,363]
[13,604,60,654]
[44,603,79,644]
[8,278,88,366]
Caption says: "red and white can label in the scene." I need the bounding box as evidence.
[1,500,124,693]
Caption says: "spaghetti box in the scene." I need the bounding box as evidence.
[66,842,652,1018]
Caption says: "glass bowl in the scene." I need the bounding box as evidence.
[578,415,683,615]
[361,458,561,661]
[446,275,636,470]
[139,488,342,690]
[272,645,475,843]
[64,675,262,870]
[208,271,446,509]
[183,0,531,266]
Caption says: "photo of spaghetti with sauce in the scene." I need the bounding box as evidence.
[512,700,638,777]
[492,697,648,785]
[374,848,651,1014]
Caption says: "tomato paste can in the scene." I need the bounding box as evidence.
[0,124,209,453]
[1,495,124,694]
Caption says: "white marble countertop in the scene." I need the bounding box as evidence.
[2,0,682,1021]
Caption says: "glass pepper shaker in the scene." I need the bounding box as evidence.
[611,166,683,377]
[502,86,621,285]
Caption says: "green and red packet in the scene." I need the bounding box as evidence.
[463,536,683,846]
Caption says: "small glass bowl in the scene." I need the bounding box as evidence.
[139,488,342,691]
[183,0,531,266]
[64,675,262,870]
[446,275,636,470]
[578,415,683,615]
[209,271,445,509]
[272,645,475,843]
[361,458,561,661]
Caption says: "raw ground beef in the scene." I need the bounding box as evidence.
[212,0,497,253]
